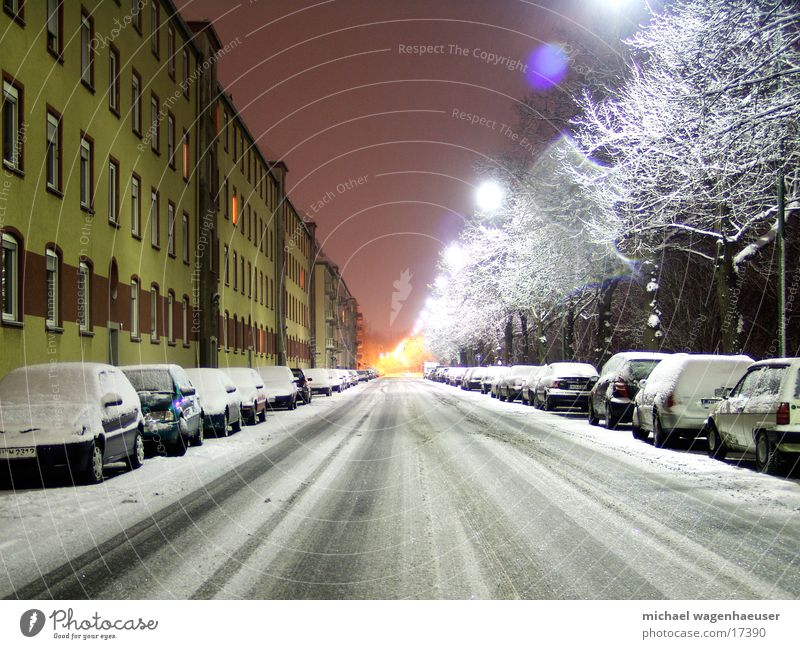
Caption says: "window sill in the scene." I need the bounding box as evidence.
[47,48,64,63]
[79,329,94,338]
[133,128,142,139]
[150,337,160,345]
[108,218,121,229]
[132,232,142,241]
[1,318,23,328]
[130,335,141,343]
[168,252,176,259]
[183,259,190,267]
[81,79,95,94]
[109,105,120,119]
[46,324,64,334]
[3,9,24,27]
[167,340,176,347]
[46,185,64,199]
[2,162,24,177]
[151,243,161,251]
[183,343,190,349]
[80,204,95,215]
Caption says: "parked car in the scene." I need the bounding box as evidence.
[357,369,371,382]
[705,358,800,473]
[531,363,599,412]
[305,368,334,396]
[631,353,753,448]
[328,369,344,393]
[447,367,467,386]
[257,365,298,410]
[122,364,204,455]
[185,368,242,436]
[490,368,510,398]
[461,367,484,391]
[481,366,506,394]
[588,352,670,429]
[498,365,538,402]
[348,370,359,387]
[222,367,267,424]
[291,368,312,404]
[521,367,546,405]
[0,363,144,484]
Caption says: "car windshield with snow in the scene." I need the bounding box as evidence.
[185,368,242,437]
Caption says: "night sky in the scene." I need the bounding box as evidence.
[175,0,643,341]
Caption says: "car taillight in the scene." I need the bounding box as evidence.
[665,392,675,409]
[612,379,629,399]
[777,402,790,425]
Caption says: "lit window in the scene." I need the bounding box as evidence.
[231,192,238,225]
[1,233,20,322]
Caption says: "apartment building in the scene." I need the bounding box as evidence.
[0,1,325,378]
[312,256,359,368]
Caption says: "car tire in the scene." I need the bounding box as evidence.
[193,420,204,447]
[542,393,552,412]
[327,388,333,397]
[652,413,673,449]
[230,412,242,433]
[755,431,781,474]
[706,421,728,460]
[258,407,267,423]
[219,412,230,437]
[170,431,188,457]
[588,400,599,426]
[81,441,104,485]
[126,431,145,470]
[605,401,621,430]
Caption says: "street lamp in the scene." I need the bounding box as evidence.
[475,181,504,212]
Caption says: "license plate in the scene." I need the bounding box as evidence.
[700,398,719,409]
[569,384,585,390]
[0,447,37,459]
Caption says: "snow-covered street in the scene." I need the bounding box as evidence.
[2,377,799,599]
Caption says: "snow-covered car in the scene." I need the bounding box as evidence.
[631,353,753,448]
[521,367,546,405]
[705,358,800,473]
[327,369,344,393]
[498,365,538,402]
[531,363,599,412]
[257,365,298,410]
[305,368,334,396]
[461,367,483,391]
[588,352,670,429]
[357,369,371,382]
[0,363,145,484]
[446,367,467,386]
[291,368,312,404]
[185,368,242,436]
[489,368,510,398]
[348,370,359,387]
[480,366,506,394]
[122,364,204,455]
[222,367,267,425]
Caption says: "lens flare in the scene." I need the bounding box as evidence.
[526,43,569,90]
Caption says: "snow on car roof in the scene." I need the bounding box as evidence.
[644,354,753,397]
[549,362,598,376]
[0,362,112,402]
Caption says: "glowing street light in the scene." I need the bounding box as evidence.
[475,180,504,212]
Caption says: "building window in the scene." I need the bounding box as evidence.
[45,108,61,192]
[131,173,141,237]
[223,110,228,152]
[108,157,119,225]
[167,113,175,168]
[80,9,94,88]
[167,25,175,79]
[247,261,252,297]
[1,232,20,323]
[130,278,140,339]
[78,260,91,332]
[181,129,189,180]
[167,201,175,256]
[131,69,142,135]
[150,93,159,153]
[3,0,23,24]
[233,250,238,290]
[45,247,60,329]
[223,311,229,350]
[182,296,189,347]
[167,291,174,343]
[131,0,142,32]
[181,48,189,98]
[240,256,245,295]
[150,0,159,58]
[224,178,229,219]
[150,189,159,248]
[223,244,229,285]
[2,76,23,171]
[46,0,63,58]
[109,45,120,114]
[150,284,159,342]
[231,191,238,225]
[79,134,93,211]
[181,211,189,263]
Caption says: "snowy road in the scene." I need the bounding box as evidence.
[2,378,799,599]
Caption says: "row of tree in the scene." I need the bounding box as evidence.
[425,0,799,368]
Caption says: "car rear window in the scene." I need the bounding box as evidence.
[626,360,661,381]
[124,369,173,393]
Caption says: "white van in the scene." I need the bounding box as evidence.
[632,353,753,448]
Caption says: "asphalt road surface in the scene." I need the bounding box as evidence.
[6,378,800,599]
